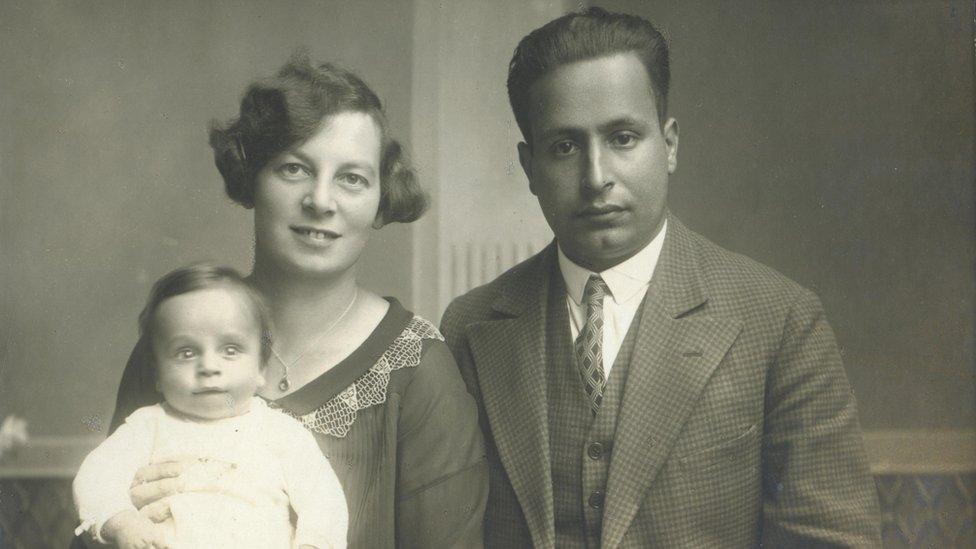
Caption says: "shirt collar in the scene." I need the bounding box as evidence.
[558,219,667,306]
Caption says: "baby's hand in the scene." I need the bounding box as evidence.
[103,510,172,549]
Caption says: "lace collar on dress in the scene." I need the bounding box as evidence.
[276,315,443,438]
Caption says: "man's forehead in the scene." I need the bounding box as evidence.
[527,53,659,138]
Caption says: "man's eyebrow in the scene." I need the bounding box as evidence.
[598,116,648,133]
[537,126,578,142]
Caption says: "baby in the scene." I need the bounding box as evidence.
[74,265,347,548]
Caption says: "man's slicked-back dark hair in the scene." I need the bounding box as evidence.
[507,6,671,142]
[209,53,428,226]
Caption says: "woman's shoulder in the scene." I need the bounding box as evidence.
[370,298,446,368]
[369,307,447,388]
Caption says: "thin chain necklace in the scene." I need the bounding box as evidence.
[269,288,359,392]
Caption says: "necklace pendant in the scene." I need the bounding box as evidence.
[278,377,290,392]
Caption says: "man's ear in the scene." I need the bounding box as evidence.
[663,118,679,174]
[517,141,537,195]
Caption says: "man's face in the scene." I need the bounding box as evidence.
[518,52,678,272]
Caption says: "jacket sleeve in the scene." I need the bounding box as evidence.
[760,289,882,548]
[109,336,162,435]
[394,340,488,549]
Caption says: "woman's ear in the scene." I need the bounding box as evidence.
[372,210,386,230]
[255,366,267,389]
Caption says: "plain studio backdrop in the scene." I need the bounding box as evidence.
[0,0,973,534]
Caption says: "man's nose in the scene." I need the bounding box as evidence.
[583,144,611,193]
[304,176,337,214]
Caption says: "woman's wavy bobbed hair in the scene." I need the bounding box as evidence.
[208,54,427,226]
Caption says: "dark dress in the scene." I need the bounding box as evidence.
[106,298,488,548]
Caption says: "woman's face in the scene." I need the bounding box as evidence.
[252,111,383,279]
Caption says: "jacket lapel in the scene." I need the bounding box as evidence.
[601,219,742,549]
[465,244,557,548]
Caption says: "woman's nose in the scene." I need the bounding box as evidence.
[303,177,337,214]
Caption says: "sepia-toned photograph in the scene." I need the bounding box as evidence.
[1,1,973,547]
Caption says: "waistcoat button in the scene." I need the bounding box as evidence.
[588,491,605,509]
[587,441,604,460]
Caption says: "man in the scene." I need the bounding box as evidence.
[441,7,881,548]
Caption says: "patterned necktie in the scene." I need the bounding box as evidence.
[575,274,610,414]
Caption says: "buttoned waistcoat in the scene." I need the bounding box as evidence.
[545,269,645,548]
[440,215,881,548]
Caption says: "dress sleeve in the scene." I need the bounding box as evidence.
[109,336,162,434]
[73,410,155,543]
[760,289,882,547]
[394,340,488,549]
[276,415,349,549]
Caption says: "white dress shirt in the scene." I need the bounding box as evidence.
[558,220,667,379]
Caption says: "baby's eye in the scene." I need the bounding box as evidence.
[277,162,311,180]
[550,140,579,157]
[221,344,243,357]
[175,348,196,360]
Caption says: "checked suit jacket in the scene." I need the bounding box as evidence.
[440,216,881,548]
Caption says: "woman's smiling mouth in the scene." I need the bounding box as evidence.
[291,226,341,244]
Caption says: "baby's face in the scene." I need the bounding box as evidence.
[152,287,265,420]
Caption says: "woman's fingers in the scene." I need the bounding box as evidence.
[130,477,183,509]
[131,457,198,486]
[139,499,173,523]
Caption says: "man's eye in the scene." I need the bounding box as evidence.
[550,141,579,156]
[277,163,311,180]
[176,348,196,360]
[610,132,639,148]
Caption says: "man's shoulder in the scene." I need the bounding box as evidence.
[677,221,814,311]
[441,244,550,332]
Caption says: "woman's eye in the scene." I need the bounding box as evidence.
[339,173,368,187]
[550,141,579,157]
[610,132,639,148]
[277,163,311,180]
[176,348,196,360]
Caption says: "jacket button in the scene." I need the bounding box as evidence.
[588,491,604,509]
[587,442,604,460]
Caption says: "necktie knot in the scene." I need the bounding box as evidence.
[582,275,609,308]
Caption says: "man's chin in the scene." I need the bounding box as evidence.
[562,236,640,272]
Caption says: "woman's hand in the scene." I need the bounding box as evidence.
[128,457,198,521]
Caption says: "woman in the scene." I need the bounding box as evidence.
[103,56,487,548]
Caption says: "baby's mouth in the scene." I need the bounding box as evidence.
[193,388,226,395]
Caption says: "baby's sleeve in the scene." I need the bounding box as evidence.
[276,416,348,549]
[72,408,155,543]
